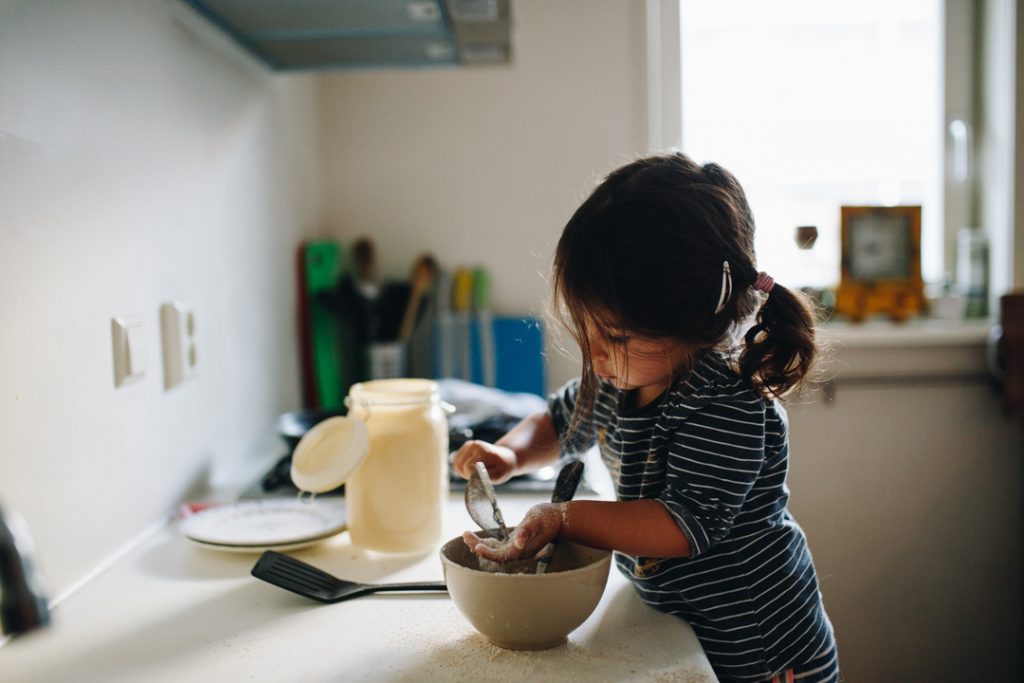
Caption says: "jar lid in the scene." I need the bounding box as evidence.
[347,378,440,406]
[290,416,369,494]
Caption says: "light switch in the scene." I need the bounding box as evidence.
[111,317,145,388]
[125,323,146,376]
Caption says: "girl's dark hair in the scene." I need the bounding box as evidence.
[553,153,816,426]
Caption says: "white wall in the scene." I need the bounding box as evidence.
[317,0,648,389]
[0,0,321,593]
[1017,1,1024,288]
[980,0,1021,301]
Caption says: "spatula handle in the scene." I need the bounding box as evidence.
[534,542,556,574]
[363,581,448,594]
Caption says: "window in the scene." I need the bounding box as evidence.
[663,0,976,291]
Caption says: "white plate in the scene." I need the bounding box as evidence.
[184,536,335,553]
[179,498,347,549]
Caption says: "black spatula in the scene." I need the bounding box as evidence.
[534,459,586,574]
[252,550,447,604]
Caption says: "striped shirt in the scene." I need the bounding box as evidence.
[549,350,837,682]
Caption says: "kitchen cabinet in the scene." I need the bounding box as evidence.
[783,321,1022,681]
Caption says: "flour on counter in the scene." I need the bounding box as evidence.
[382,602,714,683]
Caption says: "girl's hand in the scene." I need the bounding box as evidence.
[462,503,565,562]
[451,440,517,484]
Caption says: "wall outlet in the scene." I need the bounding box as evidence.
[160,302,198,390]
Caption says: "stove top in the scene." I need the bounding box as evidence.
[247,408,596,499]
[247,451,593,498]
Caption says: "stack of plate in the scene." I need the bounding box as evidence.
[179,498,347,552]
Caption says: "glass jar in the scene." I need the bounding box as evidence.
[344,379,449,552]
[957,226,989,318]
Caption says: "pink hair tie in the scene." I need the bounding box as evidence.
[753,271,775,294]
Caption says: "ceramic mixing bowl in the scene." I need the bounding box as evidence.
[439,534,612,650]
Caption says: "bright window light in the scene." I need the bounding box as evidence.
[680,0,943,288]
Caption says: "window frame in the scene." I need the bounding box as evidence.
[645,0,1012,308]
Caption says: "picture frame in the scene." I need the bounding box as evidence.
[834,205,924,322]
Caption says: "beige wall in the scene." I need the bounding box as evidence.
[317,0,648,389]
[0,0,321,592]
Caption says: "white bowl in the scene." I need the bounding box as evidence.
[440,534,612,650]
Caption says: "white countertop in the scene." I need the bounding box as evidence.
[0,494,716,682]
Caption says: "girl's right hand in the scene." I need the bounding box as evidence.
[451,440,517,484]
[463,502,564,562]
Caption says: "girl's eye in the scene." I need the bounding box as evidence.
[606,334,630,345]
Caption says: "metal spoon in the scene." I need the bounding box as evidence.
[464,461,513,572]
[465,461,509,539]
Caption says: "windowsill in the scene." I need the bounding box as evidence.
[815,318,996,381]
[820,318,994,349]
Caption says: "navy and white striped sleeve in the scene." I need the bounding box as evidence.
[547,379,596,455]
[657,396,766,558]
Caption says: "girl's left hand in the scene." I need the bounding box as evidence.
[463,502,565,562]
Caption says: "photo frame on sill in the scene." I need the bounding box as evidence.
[834,205,924,322]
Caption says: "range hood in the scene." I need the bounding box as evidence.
[181,0,512,70]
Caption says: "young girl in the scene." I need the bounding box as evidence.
[452,153,838,682]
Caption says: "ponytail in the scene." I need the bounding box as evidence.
[738,284,817,399]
